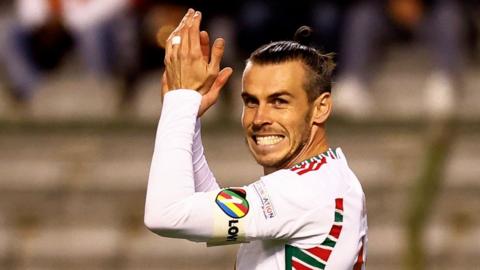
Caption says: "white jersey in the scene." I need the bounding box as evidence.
[144,90,368,270]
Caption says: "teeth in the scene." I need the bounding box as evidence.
[256,136,284,145]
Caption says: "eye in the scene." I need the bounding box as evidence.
[273,98,288,106]
[243,97,258,108]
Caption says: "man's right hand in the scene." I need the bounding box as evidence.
[162,9,233,117]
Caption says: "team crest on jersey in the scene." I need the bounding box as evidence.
[215,188,249,218]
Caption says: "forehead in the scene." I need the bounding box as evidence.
[242,60,308,97]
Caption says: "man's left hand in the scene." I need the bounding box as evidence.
[163,9,233,116]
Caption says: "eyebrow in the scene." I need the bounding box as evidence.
[241,92,253,99]
[268,91,293,99]
[241,90,293,99]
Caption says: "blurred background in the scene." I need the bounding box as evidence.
[0,0,479,269]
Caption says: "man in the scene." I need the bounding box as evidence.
[144,9,367,269]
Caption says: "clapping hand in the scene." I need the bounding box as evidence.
[161,9,233,117]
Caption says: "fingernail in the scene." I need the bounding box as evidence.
[188,8,194,14]
[217,39,225,48]
[195,11,201,17]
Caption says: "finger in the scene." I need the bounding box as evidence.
[168,7,192,39]
[200,31,210,62]
[210,67,233,96]
[169,9,192,59]
[180,8,195,57]
[208,38,225,72]
[170,32,181,62]
[166,8,190,47]
[189,11,202,56]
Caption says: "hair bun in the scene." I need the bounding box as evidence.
[293,26,314,46]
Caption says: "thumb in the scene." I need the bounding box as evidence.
[209,67,233,96]
[197,67,233,117]
[208,38,225,72]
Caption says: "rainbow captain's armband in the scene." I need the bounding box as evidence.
[207,188,250,247]
[215,188,249,218]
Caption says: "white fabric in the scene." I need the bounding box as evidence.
[171,35,181,45]
[17,0,51,27]
[62,0,129,31]
[16,0,129,30]
[192,120,220,192]
[144,90,368,269]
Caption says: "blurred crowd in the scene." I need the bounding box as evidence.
[0,0,479,118]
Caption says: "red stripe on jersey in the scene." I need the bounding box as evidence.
[353,239,365,270]
[328,149,338,159]
[291,156,327,175]
[296,169,308,175]
[329,225,342,239]
[312,162,323,171]
[319,156,327,165]
[291,163,307,171]
[292,259,314,270]
[297,162,316,175]
[285,198,344,270]
[306,246,332,262]
[335,198,344,211]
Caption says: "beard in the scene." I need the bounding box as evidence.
[243,105,314,171]
[244,124,311,170]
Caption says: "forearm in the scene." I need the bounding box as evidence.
[193,120,220,191]
[144,90,201,231]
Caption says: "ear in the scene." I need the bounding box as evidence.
[311,92,332,124]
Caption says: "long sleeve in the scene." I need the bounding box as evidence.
[193,120,220,192]
[144,90,213,240]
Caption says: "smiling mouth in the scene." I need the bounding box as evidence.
[253,135,285,146]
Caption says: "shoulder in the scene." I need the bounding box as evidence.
[278,149,347,187]
[251,171,332,213]
[259,148,355,201]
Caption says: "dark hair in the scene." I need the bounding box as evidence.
[248,26,335,102]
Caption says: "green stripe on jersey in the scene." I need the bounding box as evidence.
[335,212,343,222]
[321,237,336,248]
[285,245,326,269]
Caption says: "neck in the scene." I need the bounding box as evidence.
[263,125,329,175]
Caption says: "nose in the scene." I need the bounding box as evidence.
[252,103,272,129]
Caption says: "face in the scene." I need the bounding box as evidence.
[241,60,314,170]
